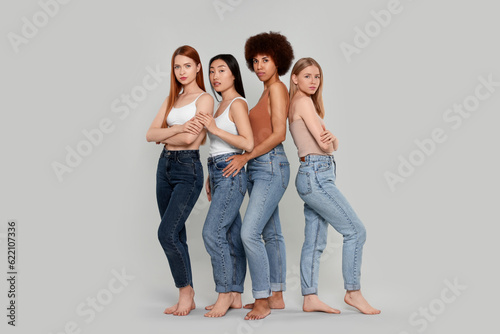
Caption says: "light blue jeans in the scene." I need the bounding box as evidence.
[295,155,366,295]
[202,153,247,293]
[241,144,290,299]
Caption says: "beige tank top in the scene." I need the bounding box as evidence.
[289,116,331,158]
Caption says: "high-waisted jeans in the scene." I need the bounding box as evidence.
[156,149,203,288]
[241,144,290,299]
[202,153,247,293]
[295,155,366,294]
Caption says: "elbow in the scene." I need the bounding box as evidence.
[146,131,154,142]
[277,132,286,143]
[245,140,254,153]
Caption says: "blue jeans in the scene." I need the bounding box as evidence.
[295,155,366,294]
[202,153,247,293]
[156,149,203,288]
[241,144,290,299]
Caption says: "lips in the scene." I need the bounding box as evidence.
[180,77,187,80]
[257,72,265,77]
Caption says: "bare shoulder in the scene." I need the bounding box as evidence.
[231,98,248,111]
[293,96,316,117]
[268,81,288,97]
[197,93,214,104]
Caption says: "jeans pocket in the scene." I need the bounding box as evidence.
[177,155,194,166]
[237,171,247,196]
[316,161,332,173]
[296,170,312,196]
[280,162,290,189]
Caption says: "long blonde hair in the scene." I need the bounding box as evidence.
[289,57,325,119]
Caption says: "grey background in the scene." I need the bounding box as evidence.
[1,0,499,333]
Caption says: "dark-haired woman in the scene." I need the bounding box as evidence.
[223,32,294,320]
[146,45,213,316]
[196,54,253,318]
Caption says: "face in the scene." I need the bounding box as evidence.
[173,55,200,85]
[209,59,235,94]
[292,65,321,96]
[252,54,278,82]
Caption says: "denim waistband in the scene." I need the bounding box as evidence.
[300,154,334,163]
[268,143,285,155]
[207,152,238,164]
[161,148,200,159]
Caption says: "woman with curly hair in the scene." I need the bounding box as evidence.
[146,45,213,316]
[222,31,294,320]
[288,57,380,315]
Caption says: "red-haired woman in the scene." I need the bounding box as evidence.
[146,45,214,316]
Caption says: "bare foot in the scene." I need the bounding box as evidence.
[204,293,235,317]
[164,285,196,316]
[244,291,285,309]
[344,290,380,315]
[303,294,341,314]
[245,298,271,320]
[205,292,242,310]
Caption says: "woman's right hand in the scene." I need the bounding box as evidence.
[181,117,203,135]
[205,176,211,202]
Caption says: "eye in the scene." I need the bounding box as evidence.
[174,65,180,69]
[220,70,225,73]
[263,59,268,62]
[305,75,310,79]
[209,70,214,74]
[253,59,258,64]
[186,64,191,68]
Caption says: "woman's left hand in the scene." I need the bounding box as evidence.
[223,154,248,177]
[196,113,217,133]
[320,129,337,144]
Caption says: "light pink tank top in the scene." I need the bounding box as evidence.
[289,116,332,158]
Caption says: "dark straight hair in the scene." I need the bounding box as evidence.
[208,54,245,102]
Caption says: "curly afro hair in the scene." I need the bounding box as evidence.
[244,31,294,76]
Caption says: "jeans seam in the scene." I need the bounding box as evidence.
[314,173,362,288]
[169,181,196,287]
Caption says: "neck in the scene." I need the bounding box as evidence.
[263,73,280,89]
[295,89,311,99]
[220,87,240,101]
[182,80,201,94]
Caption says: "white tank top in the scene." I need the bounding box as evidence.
[208,97,248,157]
[166,92,206,126]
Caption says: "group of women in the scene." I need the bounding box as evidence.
[146,32,380,320]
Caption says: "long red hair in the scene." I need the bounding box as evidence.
[161,45,206,128]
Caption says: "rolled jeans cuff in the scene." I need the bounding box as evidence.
[301,287,318,296]
[216,284,244,294]
[252,289,272,299]
[271,282,286,292]
[345,283,361,291]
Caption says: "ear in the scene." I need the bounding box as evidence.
[196,63,201,73]
[292,74,298,85]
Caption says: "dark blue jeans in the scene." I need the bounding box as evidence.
[156,148,203,288]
